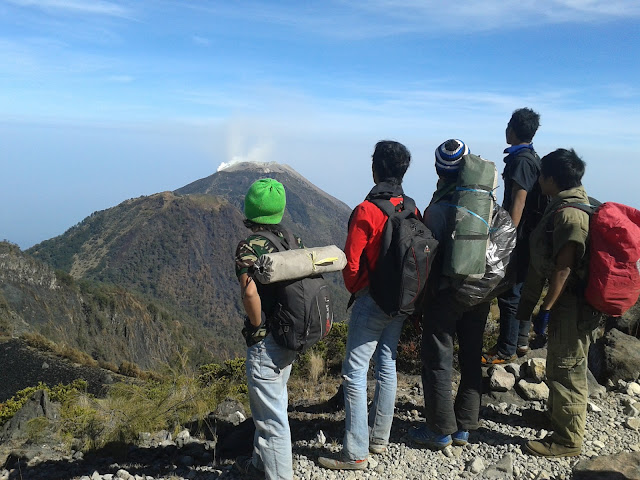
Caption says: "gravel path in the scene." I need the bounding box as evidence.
[3,369,640,480]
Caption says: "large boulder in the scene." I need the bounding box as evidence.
[607,299,640,339]
[0,389,58,442]
[603,329,640,383]
[573,451,640,479]
[0,389,61,468]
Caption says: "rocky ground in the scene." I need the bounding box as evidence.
[3,345,640,480]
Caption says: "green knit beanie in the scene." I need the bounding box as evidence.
[244,178,286,224]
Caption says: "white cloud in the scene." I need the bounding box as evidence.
[107,74,133,83]
[5,0,132,17]
[191,35,211,46]
[190,0,640,38]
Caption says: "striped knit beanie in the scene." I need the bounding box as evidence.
[435,139,469,175]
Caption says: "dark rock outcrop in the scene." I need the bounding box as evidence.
[573,451,640,479]
[603,329,640,383]
[0,338,119,402]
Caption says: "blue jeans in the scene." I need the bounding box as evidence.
[342,293,406,460]
[246,334,298,480]
[497,282,531,356]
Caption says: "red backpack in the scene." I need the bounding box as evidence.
[557,202,640,316]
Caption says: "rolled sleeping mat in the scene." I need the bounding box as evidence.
[443,154,498,278]
[252,245,347,284]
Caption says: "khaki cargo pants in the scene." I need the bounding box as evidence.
[546,293,600,448]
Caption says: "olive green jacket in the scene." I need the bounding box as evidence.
[516,185,591,320]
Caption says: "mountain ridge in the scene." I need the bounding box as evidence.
[21,162,352,364]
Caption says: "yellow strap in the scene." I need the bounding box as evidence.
[309,251,338,271]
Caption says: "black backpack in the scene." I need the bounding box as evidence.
[253,230,333,353]
[366,196,438,316]
[518,149,550,237]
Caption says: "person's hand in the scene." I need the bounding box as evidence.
[533,309,551,336]
[241,315,267,347]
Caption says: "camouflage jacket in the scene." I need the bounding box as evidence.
[234,228,304,313]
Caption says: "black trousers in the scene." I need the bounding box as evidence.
[421,292,490,435]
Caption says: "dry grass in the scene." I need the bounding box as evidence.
[308,351,325,384]
[288,375,340,404]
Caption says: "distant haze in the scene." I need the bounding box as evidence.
[1,1,638,248]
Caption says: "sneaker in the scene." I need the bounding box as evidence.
[516,345,530,357]
[452,430,469,446]
[408,425,452,450]
[525,438,581,458]
[481,352,517,365]
[318,455,368,470]
[233,455,265,478]
[369,443,387,454]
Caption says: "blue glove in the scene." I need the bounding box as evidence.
[533,309,551,336]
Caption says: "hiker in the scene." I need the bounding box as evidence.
[516,148,595,457]
[318,140,415,470]
[233,178,299,479]
[483,107,545,364]
[408,139,493,449]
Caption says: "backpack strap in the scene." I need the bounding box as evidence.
[253,229,297,253]
[516,147,541,167]
[552,197,601,220]
[368,195,417,219]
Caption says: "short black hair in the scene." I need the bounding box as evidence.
[372,140,411,185]
[508,108,540,143]
[540,148,586,190]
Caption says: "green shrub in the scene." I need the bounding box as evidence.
[0,380,87,426]
[55,269,75,288]
[26,416,50,443]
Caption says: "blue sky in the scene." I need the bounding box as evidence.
[1,0,639,248]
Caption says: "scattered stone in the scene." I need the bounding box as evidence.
[504,363,521,380]
[116,470,131,480]
[527,358,547,383]
[624,404,640,417]
[625,417,640,431]
[587,402,602,413]
[228,410,246,425]
[518,379,550,401]
[587,368,607,398]
[628,382,640,397]
[467,457,485,474]
[490,367,516,392]
[482,452,514,479]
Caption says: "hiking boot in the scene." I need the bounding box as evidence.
[452,430,469,446]
[233,455,265,478]
[369,443,387,454]
[525,439,581,458]
[530,334,548,350]
[318,455,368,470]
[408,425,452,450]
[516,345,530,357]
[481,351,517,365]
